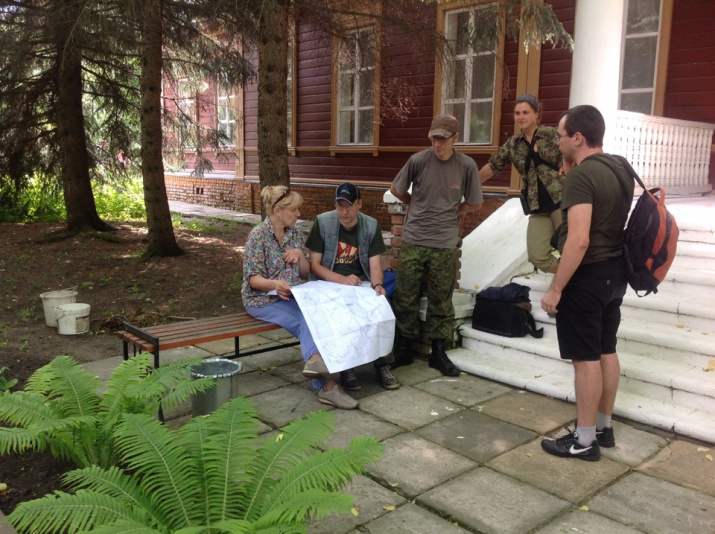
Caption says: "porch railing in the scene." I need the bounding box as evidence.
[606,110,714,195]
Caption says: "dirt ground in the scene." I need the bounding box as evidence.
[0,219,253,514]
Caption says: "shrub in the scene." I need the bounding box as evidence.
[8,397,382,533]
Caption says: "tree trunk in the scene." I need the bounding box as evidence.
[55,0,111,233]
[257,0,290,216]
[140,0,182,257]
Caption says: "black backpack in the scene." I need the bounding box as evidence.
[590,154,680,296]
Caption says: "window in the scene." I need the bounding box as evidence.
[177,79,196,147]
[442,5,499,145]
[337,27,376,145]
[620,0,662,114]
[217,81,235,148]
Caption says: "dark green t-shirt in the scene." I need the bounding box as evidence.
[559,155,632,265]
[305,223,386,280]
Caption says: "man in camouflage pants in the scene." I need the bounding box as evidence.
[389,114,483,376]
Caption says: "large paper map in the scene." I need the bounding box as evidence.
[290,281,395,373]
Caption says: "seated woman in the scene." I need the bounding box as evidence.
[241,185,358,410]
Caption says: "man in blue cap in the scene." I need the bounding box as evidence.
[305,182,400,391]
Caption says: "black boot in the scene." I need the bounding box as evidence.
[429,339,460,376]
[391,336,414,369]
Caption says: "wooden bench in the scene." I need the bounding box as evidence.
[119,312,299,368]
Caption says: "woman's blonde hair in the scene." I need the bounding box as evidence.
[261,185,302,213]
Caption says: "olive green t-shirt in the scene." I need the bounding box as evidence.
[559,155,633,265]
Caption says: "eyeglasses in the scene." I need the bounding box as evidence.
[335,202,357,212]
[272,187,290,210]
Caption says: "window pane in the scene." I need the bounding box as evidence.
[358,110,374,144]
[621,91,653,114]
[445,58,466,100]
[339,110,354,144]
[471,55,495,99]
[470,101,493,144]
[627,0,660,33]
[339,73,355,107]
[622,36,657,89]
[360,69,374,105]
[443,103,465,139]
[358,31,376,68]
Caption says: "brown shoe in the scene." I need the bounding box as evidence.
[302,358,330,379]
[318,385,358,410]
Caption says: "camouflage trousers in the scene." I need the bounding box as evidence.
[392,243,457,341]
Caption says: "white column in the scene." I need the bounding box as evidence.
[569,0,627,126]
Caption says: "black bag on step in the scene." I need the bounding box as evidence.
[471,283,544,338]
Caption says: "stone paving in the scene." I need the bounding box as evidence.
[79,328,715,534]
[154,200,715,534]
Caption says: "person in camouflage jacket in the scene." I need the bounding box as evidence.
[479,94,564,273]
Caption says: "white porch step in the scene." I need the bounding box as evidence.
[449,347,715,444]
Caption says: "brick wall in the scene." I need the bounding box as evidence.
[165,174,392,229]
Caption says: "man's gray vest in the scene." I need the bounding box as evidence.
[315,210,379,279]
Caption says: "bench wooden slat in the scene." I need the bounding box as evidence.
[118,313,283,353]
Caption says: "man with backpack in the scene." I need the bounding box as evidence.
[540,105,634,462]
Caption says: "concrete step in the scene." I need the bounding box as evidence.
[449,347,715,444]
[513,271,715,333]
[460,325,715,402]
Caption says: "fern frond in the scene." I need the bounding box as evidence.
[0,390,63,427]
[256,438,381,520]
[0,425,49,455]
[254,490,353,528]
[6,490,144,534]
[98,353,153,416]
[114,413,202,531]
[63,465,162,524]
[191,397,261,523]
[25,355,102,417]
[211,519,305,534]
[85,520,164,534]
[241,411,336,521]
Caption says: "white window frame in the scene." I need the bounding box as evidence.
[217,80,236,148]
[336,26,377,146]
[441,4,500,146]
[619,0,663,115]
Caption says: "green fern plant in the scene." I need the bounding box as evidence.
[0,366,17,392]
[7,396,382,533]
[0,353,213,469]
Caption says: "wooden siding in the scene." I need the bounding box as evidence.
[663,0,715,183]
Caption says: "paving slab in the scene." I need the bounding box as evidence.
[307,475,406,534]
[358,385,465,430]
[319,409,403,451]
[419,467,571,534]
[239,345,303,370]
[533,508,647,534]
[367,433,477,498]
[416,411,537,463]
[195,333,277,356]
[347,502,472,534]
[267,360,311,384]
[637,439,715,497]
[249,384,331,428]
[480,390,576,434]
[152,345,216,365]
[236,370,291,398]
[600,420,669,467]
[256,328,297,342]
[388,359,442,386]
[588,472,715,534]
[414,374,513,407]
[486,439,629,504]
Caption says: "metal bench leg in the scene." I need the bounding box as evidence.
[235,336,240,358]
[123,340,129,361]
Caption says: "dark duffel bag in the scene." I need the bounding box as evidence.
[471,283,544,338]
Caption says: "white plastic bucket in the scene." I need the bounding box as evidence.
[40,290,78,327]
[56,303,91,335]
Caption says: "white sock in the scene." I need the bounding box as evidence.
[597,412,612,431]
[575,425,596,447]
